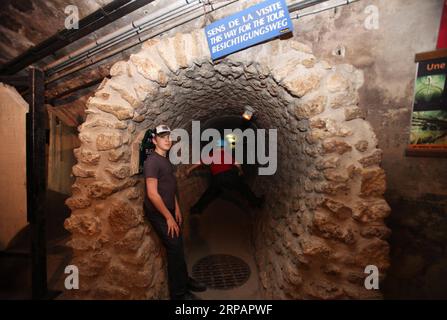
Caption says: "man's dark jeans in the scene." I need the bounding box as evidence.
[192,168,259,213]
[145,207,188,299]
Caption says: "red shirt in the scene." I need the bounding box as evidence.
[202,148,235,175]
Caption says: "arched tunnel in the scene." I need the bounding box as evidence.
[1,0,447,304]
[180,114,263,300]
[63,30,390,300]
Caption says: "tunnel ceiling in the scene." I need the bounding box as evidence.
[0,0,185,129]
[0,0,182,67]
[0,0,114,65]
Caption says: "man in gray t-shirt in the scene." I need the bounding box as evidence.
[143,124,206,300]
[144,150,177,214]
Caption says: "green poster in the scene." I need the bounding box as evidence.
[408,53,447,156]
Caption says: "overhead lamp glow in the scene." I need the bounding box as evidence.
[225,134,237,149]
[242,106,255,121]
[225,134,237,143]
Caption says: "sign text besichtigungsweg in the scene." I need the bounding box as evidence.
[205,0,293,60]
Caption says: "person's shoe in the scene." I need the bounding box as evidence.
[172,291,201,300]
[182,291,202,300]
[187,276,207,292]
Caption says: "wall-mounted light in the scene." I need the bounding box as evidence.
[225,133,237,148]
[242,105,255,121]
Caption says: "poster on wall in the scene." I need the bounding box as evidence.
[406,50,447,157]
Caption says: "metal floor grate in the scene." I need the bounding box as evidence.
[192,254,251,290]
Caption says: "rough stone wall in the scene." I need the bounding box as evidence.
[289,0,446,298]
[64,26,390,299]
[293,0,445,199]
[251,62,389,300]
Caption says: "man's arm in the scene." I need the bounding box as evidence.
[174,195,182,226]
[146,178,171,219]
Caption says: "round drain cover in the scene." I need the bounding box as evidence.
[192,254,251,290]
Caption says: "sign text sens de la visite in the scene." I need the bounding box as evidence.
[205,0,293,60]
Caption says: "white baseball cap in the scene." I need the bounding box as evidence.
[155,124,171,135]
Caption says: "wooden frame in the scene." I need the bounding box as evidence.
[1,68,49,299]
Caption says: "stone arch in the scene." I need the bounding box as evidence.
[64,29,390,299]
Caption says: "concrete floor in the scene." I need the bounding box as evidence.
[184,197,262,300]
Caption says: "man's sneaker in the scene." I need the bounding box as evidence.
[187,276,207,292]
[182,291,202,300]
[175,291,201,300]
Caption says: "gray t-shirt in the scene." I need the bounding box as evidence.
[143,151,177,213]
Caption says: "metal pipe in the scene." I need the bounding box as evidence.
[47,1,205,75]
[138,1,204,32]
[0,0,156,75]
[288,0,331,12]
[290,0,360,19]
[46,0,339,77]
[46,0,238,84]
[47,0,359,88]
[48,77,105,102]
[45,0,201,73]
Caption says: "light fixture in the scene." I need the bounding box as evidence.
[242,105,255,121]
[225,133,237,148]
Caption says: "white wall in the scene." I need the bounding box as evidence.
[0,83,28,250]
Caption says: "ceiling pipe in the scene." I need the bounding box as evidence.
[46,1,205,75]
[288,0,331,12]
[45,0,202,74]
[290,0,360,19]
[46,0,239,85]
[46,0,359,95]
[45,0,341,79]
[0,0,156,75]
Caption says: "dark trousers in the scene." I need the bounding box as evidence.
[192,168,259,213]
[145,206,188,299]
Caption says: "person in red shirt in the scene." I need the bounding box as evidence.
[186,139,264,215]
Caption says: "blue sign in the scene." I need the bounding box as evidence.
[205,0,293,60]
